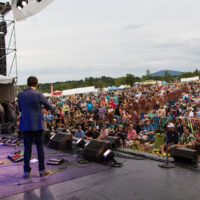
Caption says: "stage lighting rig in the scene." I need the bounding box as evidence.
[103,149,123,167]
[103,149,115,160]
[76,138,86,149]
[17,0,43,10]
[17,0,28,10]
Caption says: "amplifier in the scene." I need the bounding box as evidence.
[83,139,112,162]
[1,123,15,135]
[103,136,121,148]
[171,147,198,163]
[47,133,72,150]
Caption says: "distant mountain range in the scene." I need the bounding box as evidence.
[150,70,183,77]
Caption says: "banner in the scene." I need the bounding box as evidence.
[181,76,199,83]
[11,0,54,21]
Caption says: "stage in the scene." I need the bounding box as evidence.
[1,144,200,200]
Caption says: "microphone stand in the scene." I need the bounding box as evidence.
[159,131,176,169]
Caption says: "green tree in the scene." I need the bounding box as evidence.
[84,77,95,86]
[115,77,126,86]
[194,68,199,76]
[164,71,173,82]
[146,69,150,76]
[125,74,135,87]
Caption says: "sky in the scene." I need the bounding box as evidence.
[3,0,200,84]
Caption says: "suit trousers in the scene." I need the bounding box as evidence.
[23,130,45,173]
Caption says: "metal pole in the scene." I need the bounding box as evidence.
[13,20,18,95]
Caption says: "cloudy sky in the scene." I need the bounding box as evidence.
[4,0,200,84]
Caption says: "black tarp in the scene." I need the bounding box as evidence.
[0,75,15,102]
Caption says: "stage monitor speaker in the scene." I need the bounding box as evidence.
[43,129,51,145]
[171,148,198,164]
[83,139,112,162]
[1,123,14,134]
[103,136,121,148]
[55,128,66,133]
[47,132,72,150]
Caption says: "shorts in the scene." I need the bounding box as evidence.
[64,111,68,117]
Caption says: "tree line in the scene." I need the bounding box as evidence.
[18,69,200,93]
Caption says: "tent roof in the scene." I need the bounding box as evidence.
[63,86,95,96]
[107,86,120,91]
[0,75,15,84]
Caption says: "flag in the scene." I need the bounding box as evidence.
[11,0,54,21]
[51,83,53,95]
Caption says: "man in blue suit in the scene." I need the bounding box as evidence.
[18,76,54,178]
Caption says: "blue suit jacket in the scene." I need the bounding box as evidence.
[18,88,53,131]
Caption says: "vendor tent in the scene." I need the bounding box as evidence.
[119,85,125,89]
[139,80,157,86]
[107,86,120,91]
[53,90,63,96]
[161,81,168,84]
[119,85,131,89]
[62,86,96,96]
[181,76,199,82]
[0,75,15,102]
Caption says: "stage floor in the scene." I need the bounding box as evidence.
[2,154,200,200]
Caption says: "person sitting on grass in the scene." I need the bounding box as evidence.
[85,126,99,139]
[75,126,85,138]
[160,123,179,155]
[176,126,195,149]
[126,124,137,147]
[138,118,155,143]
[98,124,109,140]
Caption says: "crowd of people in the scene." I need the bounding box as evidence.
[18,81,200,160]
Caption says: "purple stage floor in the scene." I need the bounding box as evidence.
[0,145,108,199]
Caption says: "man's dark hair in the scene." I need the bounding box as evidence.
[27,76,38,87]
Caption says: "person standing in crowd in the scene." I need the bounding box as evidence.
[18,76,54,178]
[44,110,54,130]
[86,100,93,113]
[63,102,69,120]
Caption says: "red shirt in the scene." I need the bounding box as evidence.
[127,128,137,140]
[109,102,116,109]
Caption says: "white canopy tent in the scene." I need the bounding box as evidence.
[181,76,199,82]
[43,93,51,97]
[62,86,96,96]
[119,85,131,89]
[119,85,125,89]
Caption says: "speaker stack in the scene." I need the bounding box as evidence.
[83,139,112,162]
[171,147,198,164]
[47,133,72,150]
[0,123,15,135]
[55,128,66,134]
[103,136,121,148]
